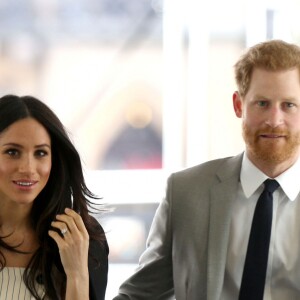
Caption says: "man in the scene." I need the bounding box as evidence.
[113,40,300,299]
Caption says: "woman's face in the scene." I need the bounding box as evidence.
[0,117,52,207]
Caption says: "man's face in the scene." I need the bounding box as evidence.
[233,67,300,167]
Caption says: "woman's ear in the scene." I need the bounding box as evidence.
[233,91,243,118]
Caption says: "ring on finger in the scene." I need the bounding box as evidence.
[61,228,68,236]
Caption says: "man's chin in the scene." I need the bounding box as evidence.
[250,146,292,164]
[258,153,286,164]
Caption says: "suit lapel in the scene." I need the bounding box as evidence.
[207,154,243,300]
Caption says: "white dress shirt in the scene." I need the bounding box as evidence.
[221,153,300,300]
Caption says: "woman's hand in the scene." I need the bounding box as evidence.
[48,208,89,299]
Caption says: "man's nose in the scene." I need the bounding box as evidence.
[265,106,284,128]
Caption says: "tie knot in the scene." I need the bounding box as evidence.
[264,179,279,193]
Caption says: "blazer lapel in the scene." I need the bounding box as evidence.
[207,154,243,300]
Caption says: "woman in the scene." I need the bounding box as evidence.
[0,95,108,299]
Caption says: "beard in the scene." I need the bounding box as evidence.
[242,123,300,164]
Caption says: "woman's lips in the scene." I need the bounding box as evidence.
[13,180,38,189]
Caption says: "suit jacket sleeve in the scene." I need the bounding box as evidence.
[89,220,109,300]
[113,176,175,300]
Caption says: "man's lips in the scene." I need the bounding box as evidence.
[258,130,288,138]
[259,133,285,138]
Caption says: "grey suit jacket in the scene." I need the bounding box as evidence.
[113,154,243,300]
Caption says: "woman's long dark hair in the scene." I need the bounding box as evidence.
[0,95,105,299]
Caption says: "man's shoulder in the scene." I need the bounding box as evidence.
[171,153,243,183]
[179,154,241,174]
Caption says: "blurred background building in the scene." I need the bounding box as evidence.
[0,0,299,297]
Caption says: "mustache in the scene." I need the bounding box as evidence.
[242,124,289,136]
[255,129,289,136]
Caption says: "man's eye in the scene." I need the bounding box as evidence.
[285,102,295,108]
[257,101,268,107]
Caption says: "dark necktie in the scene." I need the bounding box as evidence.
[239,179,279,300]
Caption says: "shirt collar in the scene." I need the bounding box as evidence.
[241,153,300,201]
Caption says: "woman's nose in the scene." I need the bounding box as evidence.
[18,156,34,173]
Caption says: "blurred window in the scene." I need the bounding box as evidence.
[0,0,163,170]
[1,1,299,299]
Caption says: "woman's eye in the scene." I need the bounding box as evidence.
[6,149,19,157]
[35,150,48,157]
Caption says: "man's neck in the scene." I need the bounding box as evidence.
[245,150,300,178]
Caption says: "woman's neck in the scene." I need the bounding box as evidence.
[0,201,32,234]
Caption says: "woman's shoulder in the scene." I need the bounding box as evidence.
[88,215,109,255]
[90,215,105,233]
[88,216,109,300]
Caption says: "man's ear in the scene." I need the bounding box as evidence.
[233,91,243,118]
